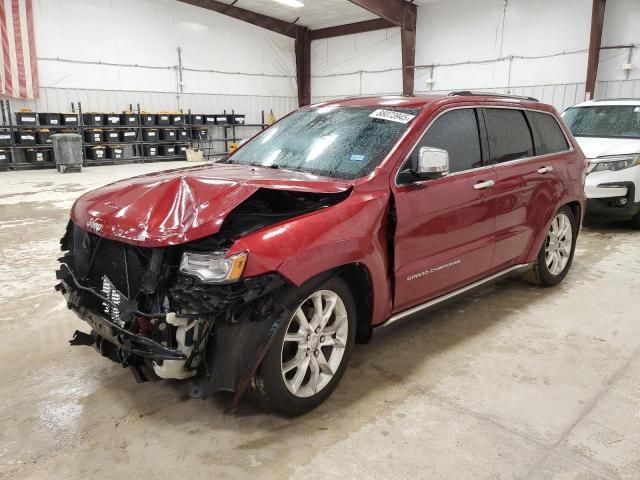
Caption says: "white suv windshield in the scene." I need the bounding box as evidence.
[563,105,640,139]
[227,106,418,180]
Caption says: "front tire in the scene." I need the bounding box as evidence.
[528,206,577,286]
[247,277,356,416]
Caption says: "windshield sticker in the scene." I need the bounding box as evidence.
[635,107,640,113]
[369,109,416,124]
[350,154,366,162]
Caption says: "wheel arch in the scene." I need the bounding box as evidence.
[566,200,582,227]
[286,262,376,344]
[524,199,582,263]
[336,263,374,344]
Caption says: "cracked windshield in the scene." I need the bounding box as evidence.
[563,105,640,138]
[227,106,419,180]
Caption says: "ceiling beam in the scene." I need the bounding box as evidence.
[585,0,607,100]
[347,0,417,31]
[178,0,419,102]
[178,0,311,107]
[177,0,305,39]
[310,18,394,40]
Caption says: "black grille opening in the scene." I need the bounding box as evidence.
[85,236,150,298]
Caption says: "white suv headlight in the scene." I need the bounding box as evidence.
[179,251,248,283]
[587,154,640,174]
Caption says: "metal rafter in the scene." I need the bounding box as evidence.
[347,0,417,31]
[177,0,419,103]
[310,18,394,40]
[177,0,305,39]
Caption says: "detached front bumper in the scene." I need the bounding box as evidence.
[57,258,289,402]
[56,266,187,381]
[66,301,186,362]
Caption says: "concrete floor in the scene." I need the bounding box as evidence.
[1,162,639,480]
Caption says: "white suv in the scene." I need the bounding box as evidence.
[563,99,640,227]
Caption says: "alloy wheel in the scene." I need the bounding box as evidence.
[545,212,573,275]
[280,290,349,398]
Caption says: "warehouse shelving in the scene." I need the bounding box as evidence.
[192,110,269,158]
[0,100,269,170]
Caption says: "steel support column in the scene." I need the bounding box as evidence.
[296,28,311,107]
[401,15,416,96]
[348,0,417,96]
[585,0,607,100]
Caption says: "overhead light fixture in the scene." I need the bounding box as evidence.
[272,0,304,8]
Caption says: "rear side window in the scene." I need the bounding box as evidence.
[527,111,569,155]
[483,109,534,163]
[411,108,482,173]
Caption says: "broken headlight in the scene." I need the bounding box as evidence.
[179,251,248,283]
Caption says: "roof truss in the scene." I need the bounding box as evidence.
[177,0,418,103]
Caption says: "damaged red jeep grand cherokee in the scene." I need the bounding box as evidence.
[57,93,587,416]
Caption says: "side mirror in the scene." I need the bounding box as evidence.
[413,146,450,179]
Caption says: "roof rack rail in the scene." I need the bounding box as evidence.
[448,90,540,102]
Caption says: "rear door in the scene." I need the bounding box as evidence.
[392,108,497,312]
[484,108,568,269]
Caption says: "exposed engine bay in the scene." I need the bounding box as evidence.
[56,187,349,401]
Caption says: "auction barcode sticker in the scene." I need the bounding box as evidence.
[369,109,415,124]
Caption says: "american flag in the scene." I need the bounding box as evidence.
[0,0,38,99]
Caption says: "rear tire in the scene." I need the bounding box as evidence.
[527,206,577,287]
[247,276,356,416]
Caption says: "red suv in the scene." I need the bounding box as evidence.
[57,93,587,416]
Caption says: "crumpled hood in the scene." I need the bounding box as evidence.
[575,136,640,159]
[71,163,353,247]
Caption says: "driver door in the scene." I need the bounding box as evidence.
[392,108,497,312]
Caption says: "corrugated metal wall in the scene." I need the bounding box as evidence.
[313,80,640,112]
[595,79,640,100]
[3,79,637,126]
[1,87,298,124]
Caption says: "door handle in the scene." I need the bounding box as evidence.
[537,165,554,174]
[473,179,495,190]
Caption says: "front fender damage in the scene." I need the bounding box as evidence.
[188,267,338,404]
[173,273,291,402]
[57,186,350,407]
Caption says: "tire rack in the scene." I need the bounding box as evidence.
[0,100,266,170]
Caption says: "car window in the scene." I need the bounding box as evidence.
[527,111,569,155]
[407,108,482,175]
[483,108,534,163]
